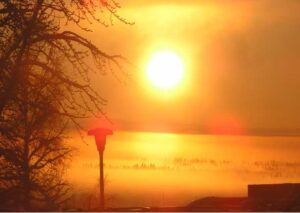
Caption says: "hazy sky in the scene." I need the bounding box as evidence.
[67,1,300,207]
[84,0,300,136]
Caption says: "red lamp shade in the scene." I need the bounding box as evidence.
[88,128,113,152]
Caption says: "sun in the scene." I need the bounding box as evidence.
[146,51,184,90]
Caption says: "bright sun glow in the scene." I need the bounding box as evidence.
[146,51,184,90]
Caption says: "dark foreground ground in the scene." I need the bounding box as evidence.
[2,197,300,212]
[85,196,300,212]
[3,184,300,211]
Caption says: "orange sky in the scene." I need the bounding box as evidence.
[67,0,300,208]
[77,0,300,136]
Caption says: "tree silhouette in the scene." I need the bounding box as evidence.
[0,0,131,120]
[0,0,130,210]
[0,62,72,210]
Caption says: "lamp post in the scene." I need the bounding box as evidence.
[88,128,113,211]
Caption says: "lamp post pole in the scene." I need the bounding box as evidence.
[99,149,104,209]
[88,128,113,211]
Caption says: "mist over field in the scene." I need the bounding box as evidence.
[68,131,300,207]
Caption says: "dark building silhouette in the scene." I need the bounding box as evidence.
[248,183,300,201]
[248,183,300,211]
[187,183,300,211]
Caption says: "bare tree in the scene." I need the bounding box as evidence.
[0,59,74,210]
[0,0,131,120]
[0,0,131,210]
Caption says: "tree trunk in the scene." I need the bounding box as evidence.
[22,66,31,211]
[0,0,44,114]
[23,142,31,211]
